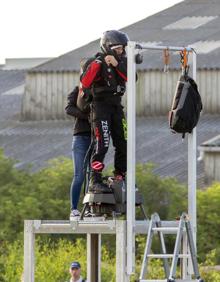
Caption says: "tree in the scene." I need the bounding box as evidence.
[0,150,73,242]
[197,183,220,262]
[1,148,220,278]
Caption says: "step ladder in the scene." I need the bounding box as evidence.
[139,213,204,282]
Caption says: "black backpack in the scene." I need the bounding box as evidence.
[169,74,202,138]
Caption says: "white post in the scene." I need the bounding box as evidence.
[188,49,197,246]
[186,50,197,276]
[116,221,129,282]
[126,41,136,275]
[24,220,35,282]
[190,49,197,245]
[98,234,101,282]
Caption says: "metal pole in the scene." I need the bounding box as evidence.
[136,43,192,52]
[193,50,197,248]
[187,49,197,276]
[126,41,136,275]
[179,47,197,279]
[126,42,196,278]
[188,49,197,245]
[87,234,101,282]
[98,233,101,282]
[24,220,35,282]
[116,221,129,282]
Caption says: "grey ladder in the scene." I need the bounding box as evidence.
[139,213,204,282]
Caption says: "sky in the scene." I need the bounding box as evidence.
[0,0,182,64]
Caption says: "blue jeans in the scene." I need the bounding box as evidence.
[70,135,91,210]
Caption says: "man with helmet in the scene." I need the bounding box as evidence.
[80,30,129,193]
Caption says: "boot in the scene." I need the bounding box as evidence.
[114,171,126,182]
[89,172,111,193]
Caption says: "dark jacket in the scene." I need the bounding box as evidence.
[80,52,127,103]
[65,86,91,136]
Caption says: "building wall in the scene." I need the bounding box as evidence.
[21,69,220,120]
[199,70,220,114]
[203,152,220,184]
[135,70,179,116]
[22,72,79,120]
[135,69,220,116]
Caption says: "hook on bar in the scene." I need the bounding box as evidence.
[180,48,189,75]
[163,48,170,73]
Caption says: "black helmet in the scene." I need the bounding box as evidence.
[100,30,129,54]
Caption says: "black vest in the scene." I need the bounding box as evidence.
[92,53,126,98]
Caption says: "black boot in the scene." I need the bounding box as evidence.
[89,172,111,193]
[113,171,126,181]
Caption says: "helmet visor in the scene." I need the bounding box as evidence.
[110,45,123,50]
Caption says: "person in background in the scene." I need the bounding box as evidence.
[65,84,91,218]
[68,261,86,282]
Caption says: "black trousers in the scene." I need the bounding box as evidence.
[91,101,127,175]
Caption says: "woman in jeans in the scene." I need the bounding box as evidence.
[65,86,91,218]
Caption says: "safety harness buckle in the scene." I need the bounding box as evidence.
[114,85,125,96]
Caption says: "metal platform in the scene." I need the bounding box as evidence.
[24,218,181,282]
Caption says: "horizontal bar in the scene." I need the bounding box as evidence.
[134,220,179,234]
[147,254,190,258]
[140,280,168,282]
[26,219,181,235]
[135,42,194,52]
[139,280,166,282]
[31,220,116,234]
[152,227,179,232]
[139,280,197,282]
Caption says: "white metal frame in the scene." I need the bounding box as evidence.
[126,41,197,276]
[24,42,197,282]
[24,219,181,282]
[24,219,128,282]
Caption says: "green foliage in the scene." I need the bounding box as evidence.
[1,238,86,282]
[0,237,182,282]
[31,157,73,220]
[1,238,116,282]
[135,163,187,220]
[0,150,73,242]
[1,238,219,282]
[35,238,87,282]
[200,249,220,282]
[0,149,220,280]
[0,240,23,282]
[133,256,165,281]
[197,183,220,262]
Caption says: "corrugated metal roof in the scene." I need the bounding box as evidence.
[163,16,218,30]
[0,112,219,188]
[190,40,220,54]
[0,70,26,120]
[0,94,22,120]
[200,134,220,147]
[31,0,220,72]
[0,70,26,95]
[2,84,25,95]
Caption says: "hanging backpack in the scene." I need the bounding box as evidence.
[168,74,202,138]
